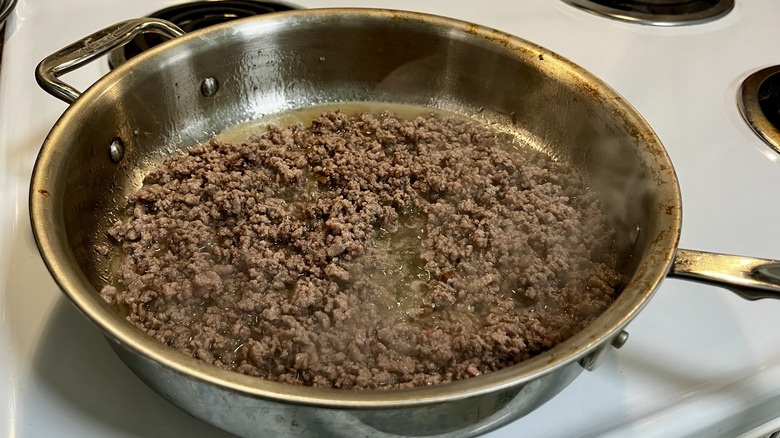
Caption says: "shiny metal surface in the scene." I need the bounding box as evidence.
[26,8,776,437]
[738,66,780,156]
[578,330,629,371]
[0,0,16,26]
[108,139,125,164]
[562,0,734,26]
[108,336,584,437]
[0,0,14,68]
[670,249,780,300]
[35,19,185,104]
[106,0,298,70]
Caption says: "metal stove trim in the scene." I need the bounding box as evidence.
[107,0,297,69]
[738,65,780,156]
[562,0,734,26]
[0,0,16,26]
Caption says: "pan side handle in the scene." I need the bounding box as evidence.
[34,18,185,104]
[669,249,780,300]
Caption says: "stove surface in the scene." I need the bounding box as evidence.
[3,1,780,437]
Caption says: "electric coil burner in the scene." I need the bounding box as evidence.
[739,66,780,155]
[108,0,296,69]
[562,0,734,25]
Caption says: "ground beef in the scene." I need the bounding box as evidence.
[99,110,621,389]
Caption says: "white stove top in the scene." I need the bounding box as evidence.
[3,1,780,437]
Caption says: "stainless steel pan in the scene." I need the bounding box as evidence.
[30,9,780,437]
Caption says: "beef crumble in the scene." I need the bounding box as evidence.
[99,110,621,389]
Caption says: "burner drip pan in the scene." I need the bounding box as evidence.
[562,0,734,26]
[108,0,296,69]
[739,66,780,155]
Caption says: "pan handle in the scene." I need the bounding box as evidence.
[35,18,185,104]
[669,249,780,300]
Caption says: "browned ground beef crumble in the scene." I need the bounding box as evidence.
[99,110,621,389]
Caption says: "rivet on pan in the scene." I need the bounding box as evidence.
[109,139,125,163]
[611,330,629,349]
[201,77,219,97]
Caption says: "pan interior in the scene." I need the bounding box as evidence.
[32,10,680,404]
